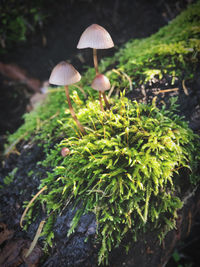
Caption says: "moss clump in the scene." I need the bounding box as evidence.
[34,95,200,264]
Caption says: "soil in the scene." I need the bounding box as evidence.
[0,0,200,266]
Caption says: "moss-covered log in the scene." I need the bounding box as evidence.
[1,1,200,266]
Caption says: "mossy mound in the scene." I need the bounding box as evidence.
[38,96,199,264]
[3,1,200,266]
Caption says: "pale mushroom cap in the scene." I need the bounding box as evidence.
[77,24,114,49]
[61,147,70,157]
[49,61,81,86]
[91,74,111,92]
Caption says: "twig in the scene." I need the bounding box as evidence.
[108,83,115,98]
[20,186,47,228]
[121,71,133,91]
[141,85,146,98]
[153,88,179,95]
[112,69,121,76]
[182,80,189,96]
[112,69,133,91]
[25,220,45,258]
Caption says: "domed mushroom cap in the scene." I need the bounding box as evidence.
[49,61,81,86]
[77,24,114,49]
[91,74,111,92]
[61,147,70,157]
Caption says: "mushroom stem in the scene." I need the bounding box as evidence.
[99,91,105,112]
[65,85,86,135]
[93,48,110,110]
[93,48,99,75]
[93,49,104,111]
[102,92,110,110]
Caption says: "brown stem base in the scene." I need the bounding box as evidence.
[99,92,105,112]
[65,86,86,135]
[102,92,110,110]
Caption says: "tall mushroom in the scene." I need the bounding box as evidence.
[77,24,114,110]
[49,61,86,135]
[91,74,111,110]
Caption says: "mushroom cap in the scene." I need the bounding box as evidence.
[49,61,81,86]
[61,147,70,157]
[77,24,114,49]
[91,74,111,92]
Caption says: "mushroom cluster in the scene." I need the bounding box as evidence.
[77,24,114,111]
[49,24,114,135]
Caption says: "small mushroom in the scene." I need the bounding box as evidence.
[61,147,70,157]
[77,24,114,74]
[49,61,86,135]
[77,24,114,110]
[91,74,111,91]
[91,74,110,110]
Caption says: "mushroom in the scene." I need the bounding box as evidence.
[49,61,86,135]
[61,147,70,157]
[91,74,110,110]
[77,24,114,110]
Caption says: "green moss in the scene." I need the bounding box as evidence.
[1,167,18,187]
[38,96,199,264]
[106,1,200,86]
[4,1,200,265]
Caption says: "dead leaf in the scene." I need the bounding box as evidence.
[0,239,24,266]
[0,239,42,267]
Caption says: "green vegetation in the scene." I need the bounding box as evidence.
[106,0,200,88]
[0,0,49,53]
[37,96,199,264]
[4,1,200,265]
[0,167,18,188]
